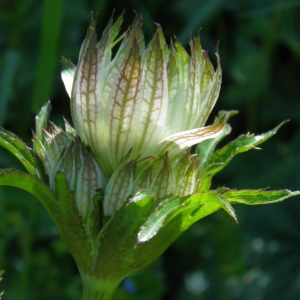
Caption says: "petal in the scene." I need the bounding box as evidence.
[33,133,53,176]
[135,25,169,157]
[61,57,76,98]
[157,116,226,158]
[177,155,199,197]
[180,35,205,129]
[196,49,222,127]
[51,144,76,191]
[70,14,125,173]
[172,151,191,192]
[165,39,190,133]
[70,15,99,148]
[103,158,135,216]
[46,123,73,162]
[150,152,174,198]
[100,17,143,171]
[132,155,162,194]
[97,13,124,70]
[75,154,106,222]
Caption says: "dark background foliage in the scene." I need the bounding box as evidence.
[0,0,300,299]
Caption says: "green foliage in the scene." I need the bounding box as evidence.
[0,129,37,176]
[0,0,300,299]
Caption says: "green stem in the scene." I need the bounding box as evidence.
[81,275,120,300]
[0,188,6,268]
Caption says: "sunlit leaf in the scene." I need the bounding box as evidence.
[0,129,37,176]
[223,188,300,205]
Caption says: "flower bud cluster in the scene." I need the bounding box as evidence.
[33,111,106,221]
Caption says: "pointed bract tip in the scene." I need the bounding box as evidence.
[102,9,119,34]
[215,41,220,54]
[153,23,163,38]
[110,7,116,18]
[125,159,137,170]
[89,11,97,30]
[132,10,143,21]
[119,148,133,164]
[32,130,37,138]
[195,28,202,40]
[163,151,169,161]
[61,57,75,75]
[173,35,179,43]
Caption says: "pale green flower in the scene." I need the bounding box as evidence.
[62,14,223,178]
[0,12,298,300]
[60,14,226,216]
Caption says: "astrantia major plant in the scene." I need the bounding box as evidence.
[0,12,298,300]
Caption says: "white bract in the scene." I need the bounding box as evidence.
[62,14,223,178]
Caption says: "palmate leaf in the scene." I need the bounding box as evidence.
[0,129,37,176]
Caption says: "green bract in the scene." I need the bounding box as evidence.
[0,12,299,300]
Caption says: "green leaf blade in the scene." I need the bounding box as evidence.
[0,129,37,176]
[137,196,181,243]
[197,110,238,167]
[35,101,52,142]
[223,189,300,205]
[0,169,57,211]
[207,121,288,173]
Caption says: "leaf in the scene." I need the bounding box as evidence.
[167,191,237,228]
[197,110,238,167]
[206,121,288,175]
[0,129,37,176]
[197,162,223,192]
[0,169,58,212]
[138,190,237,244]
[35,101,52,142]
[93,192,155,277]
[138,196,181,243]
[140,187,300,243]
[92,187,300,280]
[222,188,300,205]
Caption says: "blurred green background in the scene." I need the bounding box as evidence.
[0,0,300,299]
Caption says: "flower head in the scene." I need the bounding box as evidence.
[62,13,223,177]
[0,12,298,299]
